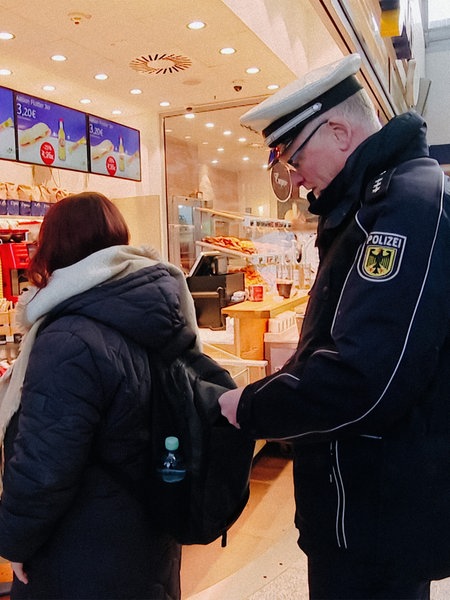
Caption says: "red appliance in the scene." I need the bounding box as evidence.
[0,242,33,302]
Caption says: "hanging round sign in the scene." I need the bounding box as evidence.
[270,162,292,202]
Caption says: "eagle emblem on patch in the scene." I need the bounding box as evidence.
[358,231,406,281]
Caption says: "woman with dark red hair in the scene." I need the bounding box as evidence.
[0,192,198,599]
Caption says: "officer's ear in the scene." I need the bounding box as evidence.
[326,118,353,152]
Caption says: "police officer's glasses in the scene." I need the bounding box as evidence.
[285,120,328,171]
[268,120,328,171]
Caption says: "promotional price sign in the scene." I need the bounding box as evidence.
[88,115,141,181]
[0,87,16,161]
[15,93,88,172]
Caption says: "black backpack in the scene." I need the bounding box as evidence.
[148,327,255,546]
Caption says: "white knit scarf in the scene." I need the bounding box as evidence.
[0,245,199,465]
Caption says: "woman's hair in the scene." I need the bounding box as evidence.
[28,191,130,288]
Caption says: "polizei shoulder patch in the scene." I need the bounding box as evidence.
[357,231,406,281]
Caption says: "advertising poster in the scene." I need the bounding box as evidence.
[88,115,141,181]
[15,93,88,172]
[0,87,16,161]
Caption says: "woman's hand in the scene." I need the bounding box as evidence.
[11,562,28,584]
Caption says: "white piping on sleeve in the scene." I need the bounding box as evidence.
[258,172,445,442]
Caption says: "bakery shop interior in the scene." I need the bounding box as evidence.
[0,0,449,597]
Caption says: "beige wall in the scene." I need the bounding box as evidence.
[112,195,162,251]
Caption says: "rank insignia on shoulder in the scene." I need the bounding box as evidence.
[365,168,396,203]
[357,231,406,282]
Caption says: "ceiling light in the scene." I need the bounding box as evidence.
[51,54,67,62]
[223,130,232,136]
[211,159,219,164]
[187,21,206,30]
[95,73,108,80]
[159,101,170,107]
[185,135,191,140]
[267,84,279,90]
[112,109,122,115]
[242,156,250,161]
[246,67,260,74]
[220,47,236,55]
[0,69,12,76]
[130,88,142,95]
[80,98,91,104]
[42,85,56,91]
[238,137,246,142]
[185,113,195,119]
[217,147,224,152]
[0,32,14,40]
[205,122,214,128]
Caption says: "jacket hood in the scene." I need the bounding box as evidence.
[43,264,189,353]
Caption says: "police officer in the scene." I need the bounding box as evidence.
[219,54,450,599]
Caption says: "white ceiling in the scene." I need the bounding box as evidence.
[0,0,297,121]
[0,0,342,171]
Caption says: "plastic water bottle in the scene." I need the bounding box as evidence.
[157,436,186,483]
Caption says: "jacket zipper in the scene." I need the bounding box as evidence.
[330,440,347,549]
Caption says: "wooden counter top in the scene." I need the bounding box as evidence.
[222,291,309,319]
[220,291,309,360]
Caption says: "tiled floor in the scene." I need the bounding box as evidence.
[182,444,450,600]
[182,444,300,599]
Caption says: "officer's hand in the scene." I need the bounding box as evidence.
[219,388,243,428]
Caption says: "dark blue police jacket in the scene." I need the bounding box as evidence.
[237,111,450,576]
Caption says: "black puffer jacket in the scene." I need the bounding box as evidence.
[0,263,188,599]
[237,112,450,571]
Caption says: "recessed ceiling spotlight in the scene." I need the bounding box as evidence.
[223,130,232,136]
[159,101,170,107]
[187,21,206,30]
[202,141,208,145]
[130,88,142,95]
[80,98,91,104]
[242,156,250,161]
[185,113,195,119]
[211,159,219,164]
[51,54,67,62]
[220,47,236,55]
[0,69,12,76]
[217,147,224,152]
[0,32,14,40]
[95,73,108,80]
[42,85,56,91]
[267,84,279,90]
[246,67,260,74]
[112,109,122,115]
[205,122,214,128]
[238,137,246,143]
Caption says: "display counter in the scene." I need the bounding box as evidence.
[221,292,309,360]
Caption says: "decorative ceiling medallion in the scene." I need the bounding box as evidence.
[130,53,192,75]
